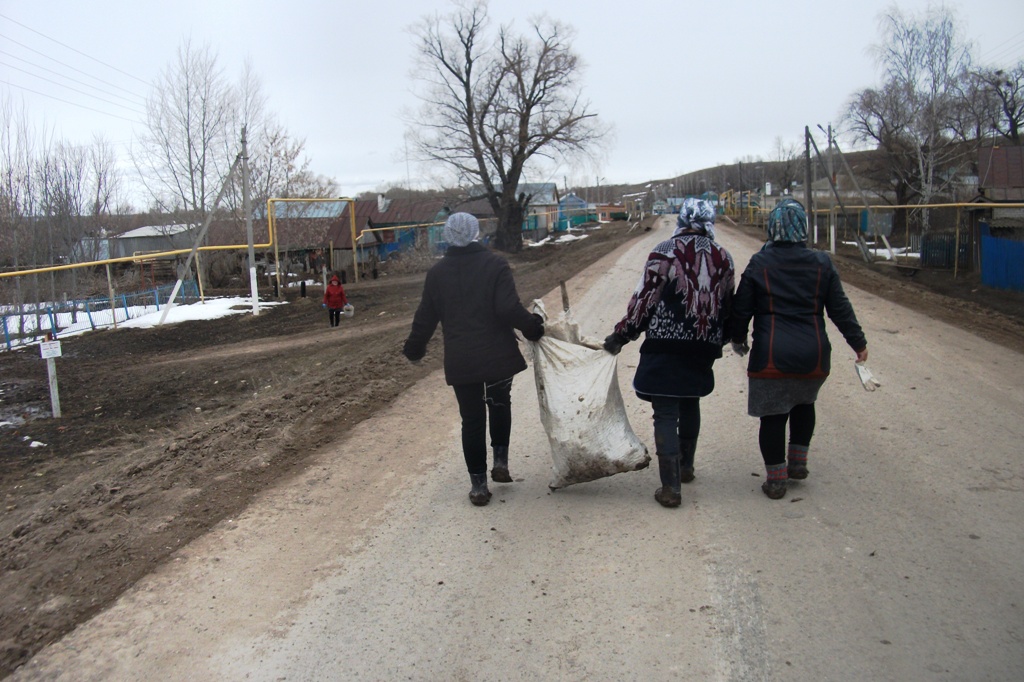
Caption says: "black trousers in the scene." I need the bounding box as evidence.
[758,403,816,466]
[328,308,342,326]
[650,396,701,457]
[451,377,514,475]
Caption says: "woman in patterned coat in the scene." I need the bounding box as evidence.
[603,198,735,507]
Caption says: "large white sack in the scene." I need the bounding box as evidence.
[528,301,650,489]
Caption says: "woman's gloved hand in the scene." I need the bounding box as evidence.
[522,313,545,341]
[603,332,629,355]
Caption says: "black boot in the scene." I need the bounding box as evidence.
[679,438,697,483]
[469,473,492,506]
[491,446,512,483]
[654,455,682,508]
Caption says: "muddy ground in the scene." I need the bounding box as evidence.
[1,217,1023,678]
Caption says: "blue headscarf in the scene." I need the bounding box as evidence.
[767,198,807,243]
[675,197,716,239]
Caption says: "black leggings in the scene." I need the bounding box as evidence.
[758,403,816,466]
[328,308,342,326]
[452,377,514,475]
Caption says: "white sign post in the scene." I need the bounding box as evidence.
[39,340,62,418]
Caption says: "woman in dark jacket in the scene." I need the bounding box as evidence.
[402,213,544,506]
[731,198,868,499]
[603,198,735,508]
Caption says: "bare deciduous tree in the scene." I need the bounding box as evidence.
[134,38,234,221]
[408,0,606,252]
[223,62,339,220]
[973,61,1024,145]
[769,136,802,194]
[88,134,123,219]
[845,4,973,228]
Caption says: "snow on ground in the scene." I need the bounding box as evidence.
[842,240,920,262]
[57,296,287,339]
[528,233,591,247]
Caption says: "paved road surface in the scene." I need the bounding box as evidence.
[14,218,1024,681]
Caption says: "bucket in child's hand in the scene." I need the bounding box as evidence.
[343,304,354,318]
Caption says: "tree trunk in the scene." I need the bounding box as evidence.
[493,197,524,253]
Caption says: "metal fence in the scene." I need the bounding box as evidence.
[919,232,970,269]
[2,281,200,351]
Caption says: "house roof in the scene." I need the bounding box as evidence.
[326,197,448,249]
[271,200,349,219]
[560,192,587,206]
[978,145,1024,201]
[117,224,194,239]
[465,183,560,207]
[517,183,559,205]
[450,197,497,218]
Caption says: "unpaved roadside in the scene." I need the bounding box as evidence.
[13,218,1024,680]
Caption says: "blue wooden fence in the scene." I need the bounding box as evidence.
[981,233,1024,292]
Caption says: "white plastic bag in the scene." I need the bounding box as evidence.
[528,301,650,489]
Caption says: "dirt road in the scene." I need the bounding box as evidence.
[12,218,1024,680]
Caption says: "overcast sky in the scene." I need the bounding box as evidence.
[2,0,1023,203]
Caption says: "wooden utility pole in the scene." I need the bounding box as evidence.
[804,126,813,235]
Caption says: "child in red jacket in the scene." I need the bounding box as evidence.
[322,274,348,327]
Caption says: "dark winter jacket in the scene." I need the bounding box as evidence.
[402,242,543,386]
[323,277,348,309]
[732,242,866,379]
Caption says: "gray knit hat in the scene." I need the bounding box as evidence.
[443,212,480,247]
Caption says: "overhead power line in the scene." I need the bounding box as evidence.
[0,33,149,102]
[0,46,147,105]
[979,29,1024,67]
[0,11,149,86]
[0,60,147,116]
[1,81,140,124]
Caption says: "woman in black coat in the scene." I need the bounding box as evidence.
[402,213,544,506]
[731,199,868,499]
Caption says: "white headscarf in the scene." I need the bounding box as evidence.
[443,212,480,247]
[674,197,716,240]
